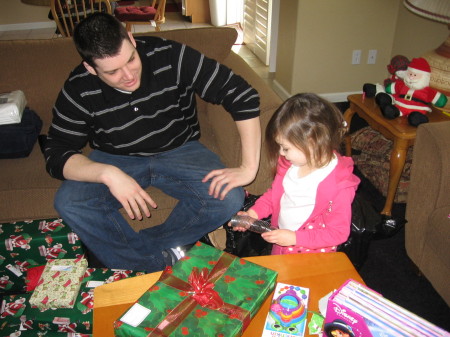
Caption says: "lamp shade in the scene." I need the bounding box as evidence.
[403,0,450,24]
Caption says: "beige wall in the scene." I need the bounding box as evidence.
[275,0,449,99]
[0,0,51,25]
[392,4,448,57]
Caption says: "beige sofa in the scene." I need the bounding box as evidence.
[0,27,282,234]
[405,121,450,306]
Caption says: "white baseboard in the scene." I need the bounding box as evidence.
[271,80,361,103]
[0,21,56,32]
[271,79,291,101]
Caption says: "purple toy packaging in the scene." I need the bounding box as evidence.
[325,279,450,337]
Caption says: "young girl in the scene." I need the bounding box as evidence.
[234,93,360,255]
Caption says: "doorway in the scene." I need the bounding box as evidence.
[241,0,278,71]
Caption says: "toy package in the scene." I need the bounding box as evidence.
[262,282,310,337]
[325,279,450,337]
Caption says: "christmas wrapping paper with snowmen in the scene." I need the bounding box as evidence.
[0,218,85,294]
[0,267,145,334]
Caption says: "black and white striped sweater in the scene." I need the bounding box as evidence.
[44,36,260,180]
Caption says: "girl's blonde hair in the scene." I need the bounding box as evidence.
[266,93,347,176]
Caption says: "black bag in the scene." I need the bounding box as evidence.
[0,108,42,159]
[337,192,382,269]
[223,194,273,257]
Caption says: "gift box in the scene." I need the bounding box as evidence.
[114,242,278,337]
[29,258,88,310]
[0,268,145,334]
[0,218,85,294]
[262,282,310,337]
[325,279,449,337]
[0,322,92,337]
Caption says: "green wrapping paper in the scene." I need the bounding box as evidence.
[0,268,145,334]
[114,242,278,337]
[29,259,88,310]
[0,218,85,293]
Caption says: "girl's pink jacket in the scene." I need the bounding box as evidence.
[251,154,360,255]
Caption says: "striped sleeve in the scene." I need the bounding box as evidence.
[175,42,260,121]
[44,82,90,180]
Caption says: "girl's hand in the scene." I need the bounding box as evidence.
[261,229,296,246]
[227,209,258,232]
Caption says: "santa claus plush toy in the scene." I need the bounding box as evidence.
[363,57,448,126]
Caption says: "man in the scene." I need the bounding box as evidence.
[44,13,261,272]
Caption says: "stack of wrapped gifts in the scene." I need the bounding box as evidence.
[1,261,145,336]
[0,218,145,336]
[0,218,85,294]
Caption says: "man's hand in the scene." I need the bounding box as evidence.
[102,167,157,220]
[202,165,257,200]
[202,117,261,200]
[63,154,157,220]
[261,229,296,247]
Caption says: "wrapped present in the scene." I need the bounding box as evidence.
[0,321,92,336]
[0,218,85,294]
[0,268,145,334]
[29,258,88,310]
[114,242,278,337]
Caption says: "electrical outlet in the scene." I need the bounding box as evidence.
[368,49,377,64]
[352,50,362,64]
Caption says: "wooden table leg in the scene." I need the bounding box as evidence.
[382,138,409,216]
[343,107,356,157]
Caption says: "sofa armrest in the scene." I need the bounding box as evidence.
[405,121,450,262]
[204,51,282,195]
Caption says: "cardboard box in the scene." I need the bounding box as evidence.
[0,218,85,294]
[262,282,309,337]
[114,242,278,337]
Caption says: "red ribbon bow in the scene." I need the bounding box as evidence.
[147,252,251,336]
[188,267,224,309]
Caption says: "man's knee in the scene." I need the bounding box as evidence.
[54,183,72,215]
[221,187,245,215]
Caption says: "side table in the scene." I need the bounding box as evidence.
[344,94,450,216]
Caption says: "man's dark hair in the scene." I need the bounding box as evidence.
[73,12,131,68]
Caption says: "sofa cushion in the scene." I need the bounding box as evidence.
[114,6,157,21]
[135,27,237,63]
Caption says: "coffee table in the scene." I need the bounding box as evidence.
[344,94,450,216]
[93,252,363,337]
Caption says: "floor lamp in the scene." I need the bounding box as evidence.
[403,0,450,113]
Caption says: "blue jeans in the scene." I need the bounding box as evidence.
[54,141,244,272]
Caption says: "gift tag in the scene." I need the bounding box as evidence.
[86,280,105,288]
[120,303,151,327]
[6,264,23,277]
[51,265,74,272]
